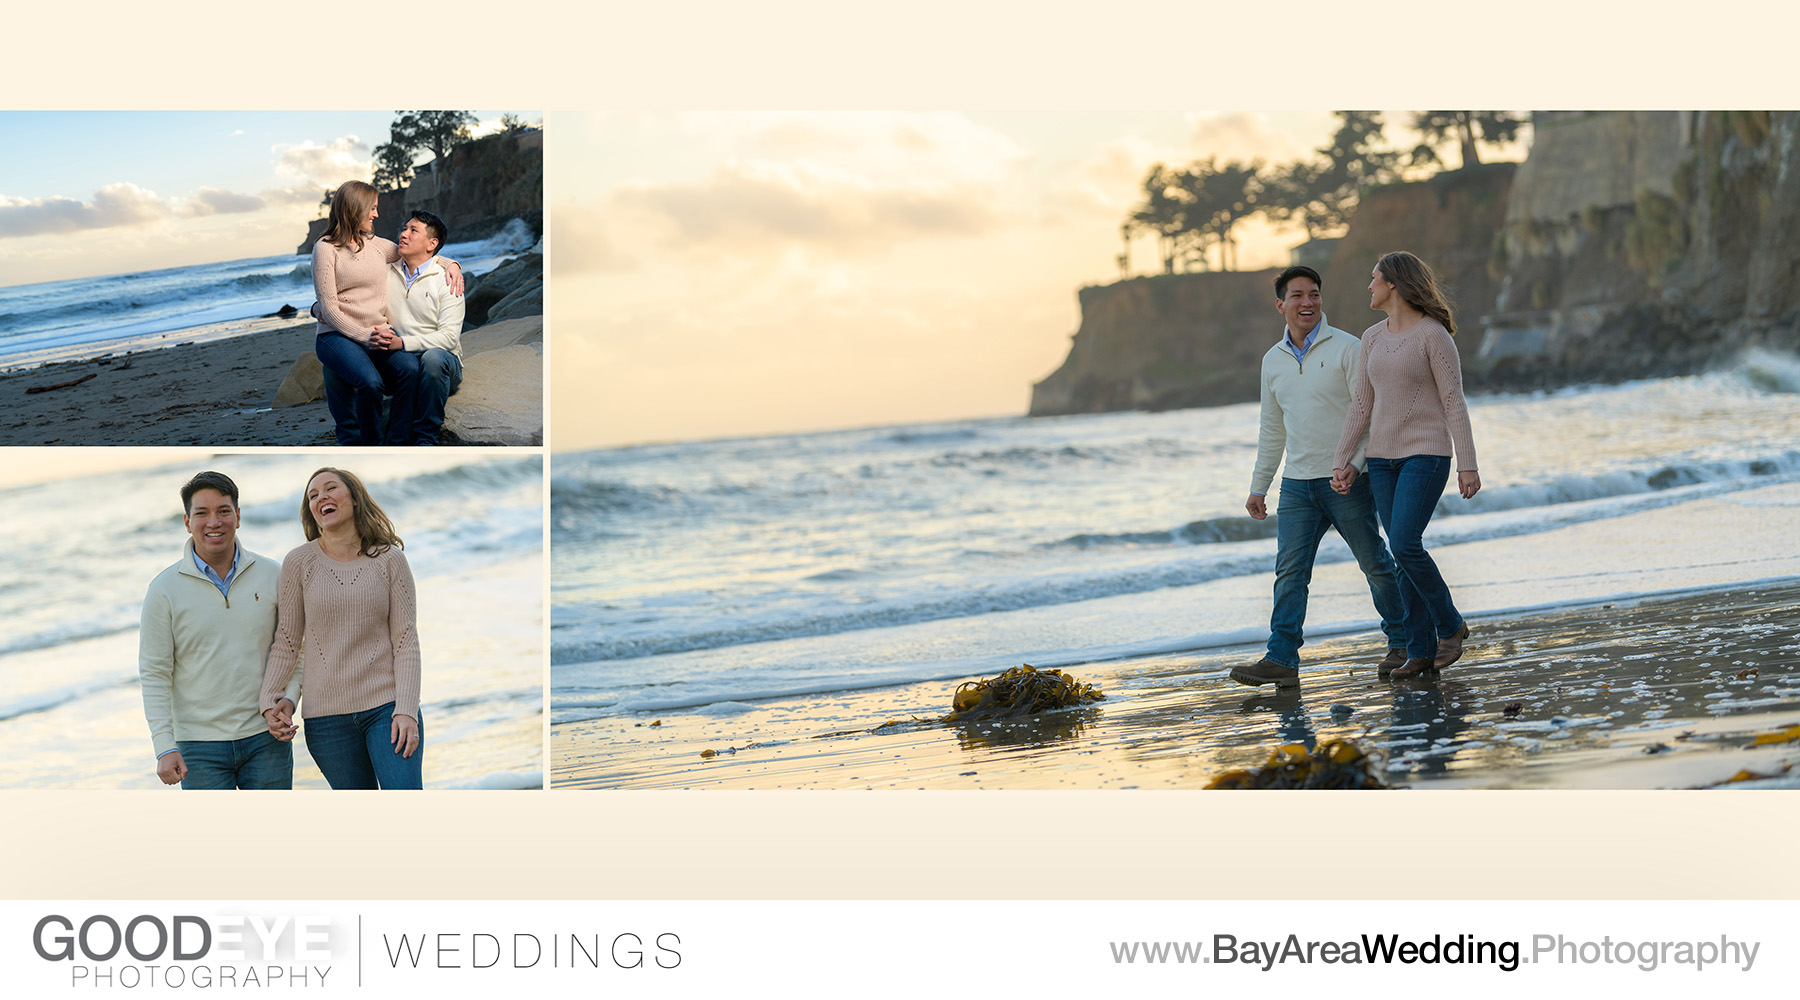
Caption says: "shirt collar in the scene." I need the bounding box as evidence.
[1278,315,1330,358]
[190,542,240,582]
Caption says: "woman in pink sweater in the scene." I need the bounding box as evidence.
[311,180,460,446]
[259,467,423,789]
[1330,251,1482,680]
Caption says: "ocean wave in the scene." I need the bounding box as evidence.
[1737,347,1800,394]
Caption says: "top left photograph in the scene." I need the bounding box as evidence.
[0,111,544,447]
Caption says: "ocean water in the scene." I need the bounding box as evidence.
[0,219,540,364]
[551,350,1800,725]
[0,453,545,789]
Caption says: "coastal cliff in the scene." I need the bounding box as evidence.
[1031,111,1800,416]
[297,127,543,253]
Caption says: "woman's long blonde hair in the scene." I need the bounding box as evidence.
[321,180,379,253]
[301,467,403,557]
[1376,250,1457,336]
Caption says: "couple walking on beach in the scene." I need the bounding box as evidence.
[139,468,426,789]
[1233,251,1480,688]
[311,180,468,446]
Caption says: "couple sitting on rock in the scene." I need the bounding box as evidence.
[311,180,466,446]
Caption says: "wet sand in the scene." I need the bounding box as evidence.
[0,319,336,446]
[552,580,1800,789]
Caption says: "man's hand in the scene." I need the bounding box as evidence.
[369,325,403,351]
[1330,466,1359,494]
[1245,494,1267,520]
[263,699,298,742]
[157,751,187,785]
[391,714,421,759]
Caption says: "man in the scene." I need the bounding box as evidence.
[319,210,464,445]
[139,471,299,788]
[375,210,465,445]
[1231,265,1408,688]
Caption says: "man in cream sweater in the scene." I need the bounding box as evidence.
[369,210,465,445]
[139,471,300,788]
[1233,266,1407,688]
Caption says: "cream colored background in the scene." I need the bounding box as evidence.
[2,2,1795,901]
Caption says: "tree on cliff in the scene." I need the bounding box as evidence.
[1410,111,1527,169]
[369,111,481,190]
[370,140,417,192]
[1312,111,1402,223]
[1178,159,1261,271]
[1129,163,1194,274]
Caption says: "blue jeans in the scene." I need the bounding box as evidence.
[1366,455,1466,659]
[316,332,417,446]
[176,731,293,790]
[303,702,423,790]
[1267,475,1408,668]
[396,348,462,445]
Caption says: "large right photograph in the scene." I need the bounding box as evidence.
[548,110,1800,790]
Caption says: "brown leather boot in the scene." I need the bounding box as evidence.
[1434,623,1470,668]
[1390,657,1439,680]
[1230,658,1300,688]
[1376,648,1407,680]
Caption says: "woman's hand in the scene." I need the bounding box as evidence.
[391,713,421,758]
[263,700,298,742]
[1330,466,1358,494]
[1458,469,1482,500]
[442,259,465,297]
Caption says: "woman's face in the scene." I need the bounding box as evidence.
[307,472,355,532]
[1369,265,1395,310]
[362,200,379,233]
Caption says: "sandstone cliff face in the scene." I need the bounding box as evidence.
[1032,111,1800,415]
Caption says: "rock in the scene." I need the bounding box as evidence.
[460,316,543,358]
[464,252,543,327]
[487,277,543,324]
[275,353,325,407]
[443,343,543,446]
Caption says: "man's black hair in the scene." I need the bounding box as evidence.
[1274,264,1323,301]
[181,471,240,513]
[408,210,449,254]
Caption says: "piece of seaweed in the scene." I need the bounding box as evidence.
[1205,739,1390,790]
[943,664,1105,723]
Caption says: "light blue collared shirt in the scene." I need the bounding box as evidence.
[1278,315,1328,365]
[400,255,436,291]
[191,544,240,598]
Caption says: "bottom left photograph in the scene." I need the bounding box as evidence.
[0,450,544,790]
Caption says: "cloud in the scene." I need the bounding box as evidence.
[181,187,265,217]
[0,183,168,239]
[274,135,371,190]
[613,162,1000,254]
[551,204,635,274]
[1186,112,1311,164]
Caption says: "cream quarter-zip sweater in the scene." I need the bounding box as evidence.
[387,256,465,360]
[1250,320,1369,496]
[139,542,297,759]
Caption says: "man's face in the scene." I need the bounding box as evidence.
[184,488,239,565]
[1277,276,1322,336]
[397,218,439,259]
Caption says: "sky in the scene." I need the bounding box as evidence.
[0,111,537,287]
[552,110,1530,452]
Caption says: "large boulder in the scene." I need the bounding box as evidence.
[443,343,543,446]
[460,315,542,357]
[487,277,544,324]
[275,353,325,406]
[463,252,543,327]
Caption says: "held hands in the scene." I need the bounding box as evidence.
[391,713,420,759]
[1330,466,1359,494]
[263,699,298,742]
[369,325,403,351]
[1458,469,1482,500]
[1244,494,1267,520]
[157,751,187,785]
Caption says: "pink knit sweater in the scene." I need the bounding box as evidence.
[312,235,400,344]
[260,541,421,721]
[1333,317,1478,472]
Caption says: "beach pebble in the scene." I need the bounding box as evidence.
[1329,703,1354,718]
[1550,714,1570,726]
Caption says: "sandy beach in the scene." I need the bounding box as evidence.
[552,581,1800,790]
[0,319,337,446]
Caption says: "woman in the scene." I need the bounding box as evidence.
[1330,251,1481,680]
[260,467,423,788]
[311,180,461,445]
